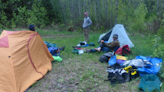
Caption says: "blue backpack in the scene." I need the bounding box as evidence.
[48,47,60,56]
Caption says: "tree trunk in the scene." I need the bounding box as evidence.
[94,0,97,25]
[73,0,75,24]
[51,0,54,9]
[84,0,86,12]
[89,0,91,14]
[163,0,164,10]
[126,0,131,21]
[78,0,81,19]
[96,0,99,26]
[69,0,72,21]
[157,0,159,26]
[110,0,113,28]
[104,0,108,28]
[59,0,66,23]
[115,0,118,25]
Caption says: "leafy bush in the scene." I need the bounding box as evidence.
[151,35,164,58]
[0,11,9,28]
[27,0,48,28]
[129,4,148,32]
[150,34,164,79]
[40,0,62,23]
[0,0,61,28]
[12,6,31,27]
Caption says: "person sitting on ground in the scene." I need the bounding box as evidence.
[29,24,35,31]
[94,34,120,52]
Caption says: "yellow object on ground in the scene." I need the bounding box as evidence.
[124,66,132,71]
[0,30,54,92]
[131,71,137,75]
[124,66,137,75]
[116,55,127,60]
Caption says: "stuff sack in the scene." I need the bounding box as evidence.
[48,47,60,56]
[99,52,114,63]
[139,74,161,92]
[115,45,131,56]
[108,55,117,66]
[44,41,57,48]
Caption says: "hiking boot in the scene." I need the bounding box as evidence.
[59,46,65,51]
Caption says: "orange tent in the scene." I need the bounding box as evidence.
[0,30,53,92]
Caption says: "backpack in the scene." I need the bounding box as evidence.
[48,47,60,56]
[107,68,130,85]
[99,52,114,63]
[115,45,131,56]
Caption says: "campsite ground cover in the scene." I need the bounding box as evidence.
[25,30,164,92]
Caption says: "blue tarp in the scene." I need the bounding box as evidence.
[136,56,163,76]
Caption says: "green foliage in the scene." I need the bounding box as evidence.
[0,11,9,28]
[27,0,48,28]
[40,0,62,23]
[151,34,164,82]
[151,35,164,58]
[144,0,156,19]
[100,26,105,31]
[129,4,148,32]
[0,0,163,33]
[0,0,61,28]
[157,14,164,41]
[12,6,31,26]
[157,26,164,41]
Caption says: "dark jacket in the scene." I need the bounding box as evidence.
[102,40,120,50]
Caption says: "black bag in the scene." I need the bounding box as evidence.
[99,52,114,63]
[107,70,130,85]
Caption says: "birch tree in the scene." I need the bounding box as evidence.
[115,0,118,25]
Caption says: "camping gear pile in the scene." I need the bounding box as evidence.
[98,24,162,91]
[44,41,63,62]
[101,52,162,91]
[72,41,95,54]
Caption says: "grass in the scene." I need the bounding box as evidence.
[18,29,163,92]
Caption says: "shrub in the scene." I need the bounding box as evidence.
[0,11,8,28]
[27,0,48,28]
[128,4,148,33]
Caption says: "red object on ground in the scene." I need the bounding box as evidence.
[115,45,131,55]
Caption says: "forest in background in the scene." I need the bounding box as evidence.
[0,0,164,34]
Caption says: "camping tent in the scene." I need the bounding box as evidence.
[98,24,134,48]
[0,30,54,92]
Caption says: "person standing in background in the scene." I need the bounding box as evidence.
[82,12,92,43]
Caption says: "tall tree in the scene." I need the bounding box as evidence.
[110,0,113,28]
[105,0,108,28]
[115,0,118,25]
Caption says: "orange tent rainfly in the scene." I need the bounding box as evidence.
[0,30,54,92]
